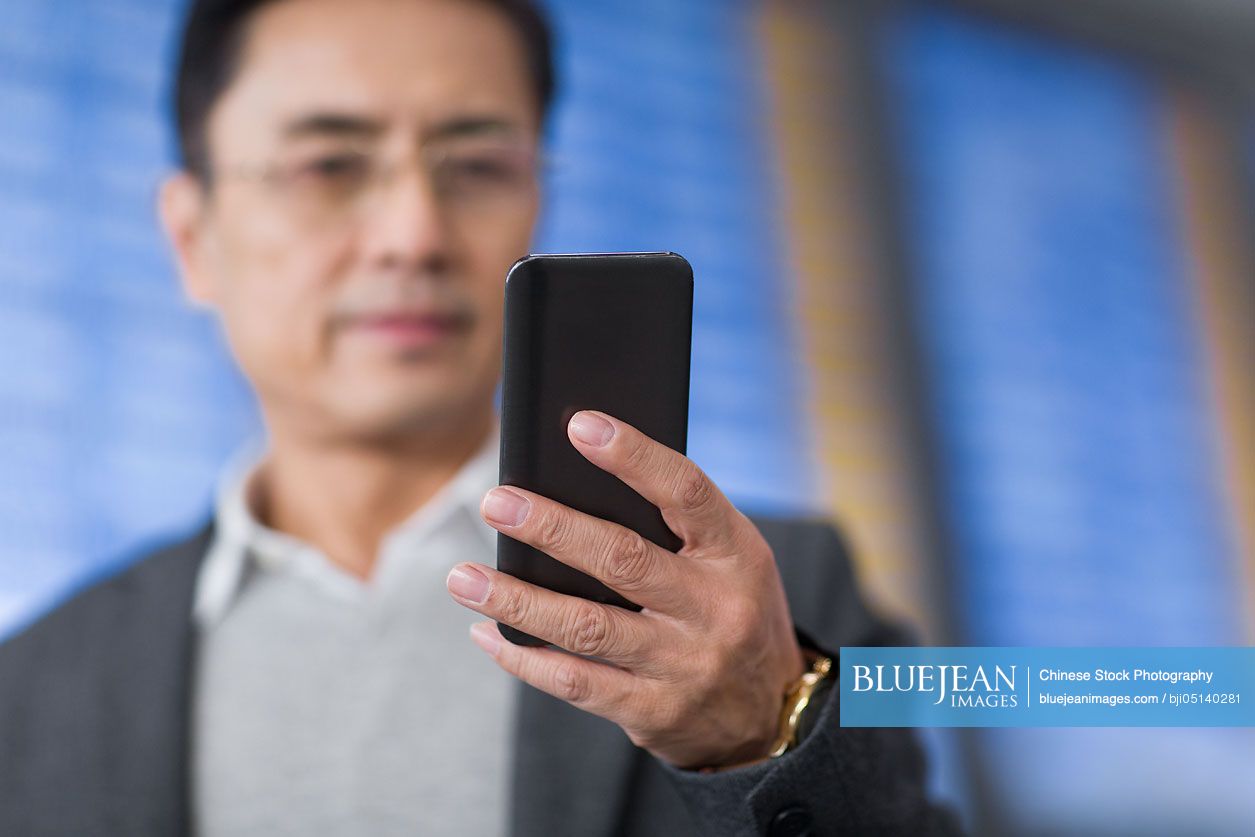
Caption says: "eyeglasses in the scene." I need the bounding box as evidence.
[212,137,542,229]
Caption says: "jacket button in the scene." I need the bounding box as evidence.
[769,804,813,837]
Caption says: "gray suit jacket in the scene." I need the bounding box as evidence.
[0,516,963,836]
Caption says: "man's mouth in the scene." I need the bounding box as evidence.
[338,310,472,350]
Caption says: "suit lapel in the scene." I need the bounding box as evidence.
[99,523,211,833]
[508,680,642,837]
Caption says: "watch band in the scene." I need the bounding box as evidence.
[795,669,835,744]
[768,653,835,758]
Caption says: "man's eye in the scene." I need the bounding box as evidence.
[296,154,371,183]
[445,156,517,183]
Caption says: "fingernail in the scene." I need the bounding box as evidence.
[570,411,614,447]
[470,622,502,657]
[447,564,490,604]
[483,487,530,526]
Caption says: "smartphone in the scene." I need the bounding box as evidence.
[496,252,693,647]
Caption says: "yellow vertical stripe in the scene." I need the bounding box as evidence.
[757,2,941,639]
[1167,95,1255,642]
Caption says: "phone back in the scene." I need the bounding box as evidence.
[497,252,693,645]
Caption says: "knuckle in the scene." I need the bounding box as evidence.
[603,530,653,590]
[566,602,611,656]
[496,583,531,627]
[553,659,592,704]
[534,510,571,552]
[677,469,715,514]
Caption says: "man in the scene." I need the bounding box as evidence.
[0,0,962,834]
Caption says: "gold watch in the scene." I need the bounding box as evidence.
[768,653,834,758]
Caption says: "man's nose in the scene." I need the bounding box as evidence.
[359,164,453,272]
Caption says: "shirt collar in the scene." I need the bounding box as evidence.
[193,421,500,627]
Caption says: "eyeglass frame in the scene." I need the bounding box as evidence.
[204,135,552,228]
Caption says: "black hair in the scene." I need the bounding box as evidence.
[173,0,556,179]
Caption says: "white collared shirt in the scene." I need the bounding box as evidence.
[193,427,501,626]
[190,426,515,837]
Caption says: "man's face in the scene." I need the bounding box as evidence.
[167,0,541,442]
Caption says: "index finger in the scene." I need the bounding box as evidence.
[566,410,739,551]
[484,485,690,615]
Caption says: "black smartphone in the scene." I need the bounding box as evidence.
[496,252,693,647]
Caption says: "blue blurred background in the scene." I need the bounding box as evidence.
[1,0,1253,834]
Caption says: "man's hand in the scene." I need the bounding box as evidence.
[445,410,806,770]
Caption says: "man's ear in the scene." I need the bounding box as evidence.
[158,171,218,307]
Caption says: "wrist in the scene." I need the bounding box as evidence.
[695,641,834,774]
